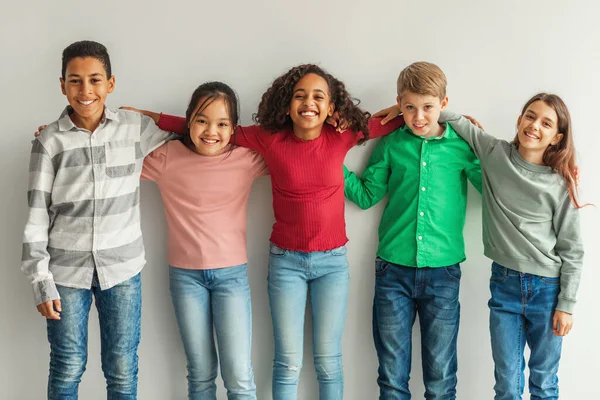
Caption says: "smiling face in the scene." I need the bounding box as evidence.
[60,57,114,130]
[398,91,448,138]
[288,73,335,138]
[189,96,234,156]
[516,100,563,159]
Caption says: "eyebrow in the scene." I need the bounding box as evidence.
[196,114,230,121]
[293,88,327,95]
[67,73,105,78]
[526,110,555,124]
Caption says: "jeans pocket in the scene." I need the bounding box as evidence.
[443,264,462,281]
[490,262,507,283]
[375,258,390,275]
[269,243,287,257]
[326,245,347,256]
[540,275,560,285]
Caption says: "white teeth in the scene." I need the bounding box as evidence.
[79,100,94,105]
[201,138,218,144]
[525,132,539,139]
[301,111,317,116]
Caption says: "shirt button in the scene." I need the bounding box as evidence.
[424,140,428,144]
[422,162,427,166]
[418,236,423,240]
[420,212,424,216]
[421,187,426,191]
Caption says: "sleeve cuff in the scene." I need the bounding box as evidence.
[33,279,60,306]
[556,298,575,314]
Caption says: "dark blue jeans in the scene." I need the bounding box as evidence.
[46,272,142,400]
[489,262,562,400]
[373,259,461,400]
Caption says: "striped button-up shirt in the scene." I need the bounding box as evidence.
[22,107,174,305]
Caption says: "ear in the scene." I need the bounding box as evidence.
[551,133,564,146]
[440,96,449,110]
[107,75,115,94]
[328,102,335,117]
[396,95,402,107]
[60,77,66,95]
[517,115,522,127]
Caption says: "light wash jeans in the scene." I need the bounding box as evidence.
[489,262,563,400]
[169,264,256,400]
[47,272,142,400]
[267,243,349,400]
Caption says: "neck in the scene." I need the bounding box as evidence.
[293,125,323,141]
[423,122,445,139]
[70,109,104,133]
[518,146,545,165]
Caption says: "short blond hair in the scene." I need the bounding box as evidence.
[397,62,447,99]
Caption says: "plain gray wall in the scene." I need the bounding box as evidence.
[1,0,599,398]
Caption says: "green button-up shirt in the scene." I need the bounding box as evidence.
[344,123,482,267]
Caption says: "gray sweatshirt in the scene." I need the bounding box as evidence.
[439,112,584,314]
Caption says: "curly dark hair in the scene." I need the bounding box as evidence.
[253,64,371,144]
[62,40,111,79]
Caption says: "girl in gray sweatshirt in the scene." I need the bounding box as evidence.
[440,93,584,399]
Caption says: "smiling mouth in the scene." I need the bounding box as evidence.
[78,100,96,106]
[413,123,427,129]
[524,131,540,140]
[300,110,318,117]
[201,138,219,145]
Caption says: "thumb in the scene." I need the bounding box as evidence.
[380,115,393,125]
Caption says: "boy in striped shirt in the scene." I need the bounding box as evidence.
[22,40,173,399]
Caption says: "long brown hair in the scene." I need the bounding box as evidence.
[253,64,371,144]
[512,93,583,208]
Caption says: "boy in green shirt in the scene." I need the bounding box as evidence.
[344,62,481,399]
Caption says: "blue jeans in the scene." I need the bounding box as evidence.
[47,272,142,400]
[372,260,461,400]
[169,265,256,400]
[267,243,349,400]
[489,262,562,400]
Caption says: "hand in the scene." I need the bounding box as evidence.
[463,115,484,130]
[34,124,48,137]
[552,310,573,336]
[37,299,62,320]
[326,111,349,132]
[372,105,400,125]
[120,106,160,125]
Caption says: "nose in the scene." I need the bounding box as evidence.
[415,108,425,120]
[80,81,91,94]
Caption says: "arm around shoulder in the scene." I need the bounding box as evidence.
[439,111,500,159]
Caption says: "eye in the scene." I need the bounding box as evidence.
[91,78,101,83]
[424,105,433,110]
[69,79,81,84]
[219,122,230,127]
[406,105,414,110]
[543,122,551,128]
[525,115,534,120]
[196,118,207,125]
[294,94,304,99]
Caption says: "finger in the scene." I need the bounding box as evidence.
[42,301,60,320]
[372,110,386,118]
[54,299,62,312]
[34,131,41,137]
[552,315,559,334]
[380,115,393,125]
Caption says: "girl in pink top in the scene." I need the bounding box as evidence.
[141,82,268,400]
[157,64,404,400]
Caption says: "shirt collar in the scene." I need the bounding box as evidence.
[400,121,457,140]
[57,105,120,132]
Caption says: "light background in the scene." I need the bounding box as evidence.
[1,1,598,398]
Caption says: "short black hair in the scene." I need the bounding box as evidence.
[61,40,111,79]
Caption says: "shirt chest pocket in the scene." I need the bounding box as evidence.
[104,140,136,178]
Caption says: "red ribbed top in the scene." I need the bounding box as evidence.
[159,114,404,252]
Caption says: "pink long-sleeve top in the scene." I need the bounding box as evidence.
[142,140,268,269]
